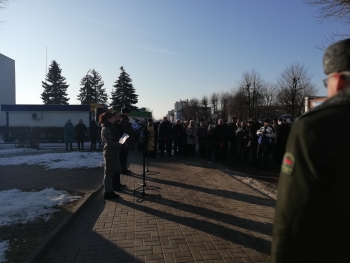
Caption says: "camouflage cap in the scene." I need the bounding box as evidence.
[323,38,350,75]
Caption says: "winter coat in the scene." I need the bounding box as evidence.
[197,126,208,144]
[64,123,75,143]
[101,123,122,175]
[89,123,99,141]
[75,123,87,140]
[271,87,350,263]
[257,126,275,144]
[186,125,197,145]
[158,121,173,139]
[236,127,249,143]
[213,124,229,143]
[173,124,183,140]
[120,114,136,145]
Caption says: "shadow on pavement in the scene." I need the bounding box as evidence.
[124,172,275,208]
[118,195,271,255]
[42,194,143,263]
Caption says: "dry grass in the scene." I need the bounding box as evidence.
[0,192,83,263]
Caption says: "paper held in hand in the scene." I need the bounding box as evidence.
[119,133,129,144]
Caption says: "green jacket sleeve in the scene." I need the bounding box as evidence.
[271,119,328,263]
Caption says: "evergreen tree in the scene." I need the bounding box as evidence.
[77,74,92,104]
[41,60,70,104]
[77,69,108,104]
[110,66,138,112]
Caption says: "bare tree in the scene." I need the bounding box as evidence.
[219,92,230,120]
[0,0,13,9]
[210,92,219,114]
[261,83,278,107]
[200,95,209,121]
[305,0,350,47]
[189,98,200,121]
[276,63,318,120]
[238,69,265,118]
[227,88,247,121]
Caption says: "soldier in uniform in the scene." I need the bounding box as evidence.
[271,38,350,262]
[120,107,135,174]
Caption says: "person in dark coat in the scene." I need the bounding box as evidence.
[75,119,87,150]
[158,116,173,157]
[236,121,249,162]
[186,120,197,156]
[64,119,75,151]
[229,117,238,158]
[247,117,261,166]
[197,121,208,158]
[99,111,123,200]
[256,119,275,169]
[181,121,189,156]
[206,124,215,159]
[173,119,183,156]
[273,118,290,163]
[89,120,99,151]
[120,107,135,174]
[271,38,350,263]
[213,119,229,161]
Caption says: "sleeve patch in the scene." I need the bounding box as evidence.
[281,152,295,176]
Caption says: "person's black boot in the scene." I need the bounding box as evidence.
[104,191,119,200]
[112,173,122,191]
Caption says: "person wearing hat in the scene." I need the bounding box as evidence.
[119,107,135,174]
[271,38,350,262]
[256,118,275,169]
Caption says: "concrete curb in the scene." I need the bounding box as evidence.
[24,184,104,263]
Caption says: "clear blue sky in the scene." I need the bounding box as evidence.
[0,0,342,119]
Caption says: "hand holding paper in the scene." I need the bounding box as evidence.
[119,133,129,144]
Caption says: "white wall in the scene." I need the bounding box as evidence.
[9,111,90,127]
[0,54,16,126]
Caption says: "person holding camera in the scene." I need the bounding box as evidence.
[256,119,275,169]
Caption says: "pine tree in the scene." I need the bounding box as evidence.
[77,69,108,104]
[90,69,108,104]
[77,74,92,104]
[110,66,138,112]
[41,60,70,104]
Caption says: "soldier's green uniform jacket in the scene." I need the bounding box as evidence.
[271,88,350,263]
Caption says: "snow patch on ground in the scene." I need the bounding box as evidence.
[0,148,51,155]
[233,175,277,200]
[0,188,82,226]
[0,151,103,169]
[0,188,82,262]
[0,240,9,263]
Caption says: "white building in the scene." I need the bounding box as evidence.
[0,54,16,126]
[1,104,91,127]
[167,110,174,123]
[174,100,187,121]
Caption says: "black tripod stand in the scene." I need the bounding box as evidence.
[133,124,161,202]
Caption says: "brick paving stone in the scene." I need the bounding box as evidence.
[6,150,276,263]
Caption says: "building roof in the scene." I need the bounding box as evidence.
[0,53,15,61]
[1,104,90,112]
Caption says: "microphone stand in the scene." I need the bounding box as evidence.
[133,124,161,202]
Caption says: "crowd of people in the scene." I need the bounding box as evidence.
[134,116,291,170]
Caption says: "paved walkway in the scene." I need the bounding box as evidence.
[40,151,275,263]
